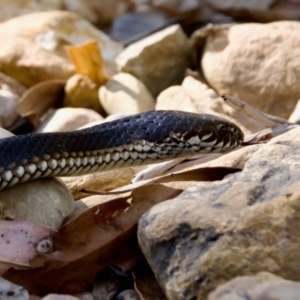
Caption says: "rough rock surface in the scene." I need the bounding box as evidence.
[138,127,300,300]
[116,24,190,97]
[208,272,300,300]
[201,21,300,118]
[36,107,103,132]
[99,72,155,115]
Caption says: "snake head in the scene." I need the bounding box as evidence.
[170,112,244,154]
[211,120,244,152]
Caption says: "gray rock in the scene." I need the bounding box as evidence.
[138,127,300,300]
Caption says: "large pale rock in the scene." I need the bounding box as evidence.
[138,127,300,300]
[208,272,300,300]
[200,22,300,118]
[36,107,103,132]
[99,72,155,115]
[0,11,122,87]
[116,24,190,97]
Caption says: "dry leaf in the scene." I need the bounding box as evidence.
[17,79,66,126]
[66,40,108,85]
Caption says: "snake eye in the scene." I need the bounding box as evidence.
[216,124,227,136]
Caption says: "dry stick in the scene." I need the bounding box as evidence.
[222,95,298,143]
[222,95,292,127]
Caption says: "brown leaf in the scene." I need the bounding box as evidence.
[17,79,66,126]
[65,40,108,85]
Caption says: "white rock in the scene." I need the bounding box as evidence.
[36,107,103,132]
[99,72,155,115]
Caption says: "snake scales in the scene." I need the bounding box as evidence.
[0,110,244,191]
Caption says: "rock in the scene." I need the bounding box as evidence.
[138,127,300,300]
[0,83,19,128]
[0,0,63,23]
[200,22,300,118]
[0,178,74,230]
[0,11,122,87]
[63,0,134,27]
[0,276,29,300]
[156,76,264,135]
[36,107,103,132]
[99,72,155,115]
[116,24,190,97]
[64,74,103,113]
[42,295,79,300]
[208,272,300,300]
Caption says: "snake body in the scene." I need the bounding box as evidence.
[0,110,244,190]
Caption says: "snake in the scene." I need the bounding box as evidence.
[0,110,244,191]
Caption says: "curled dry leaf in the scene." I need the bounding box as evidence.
[65,40,109,85]
[17,79,66,127]
[52,183,184,263]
